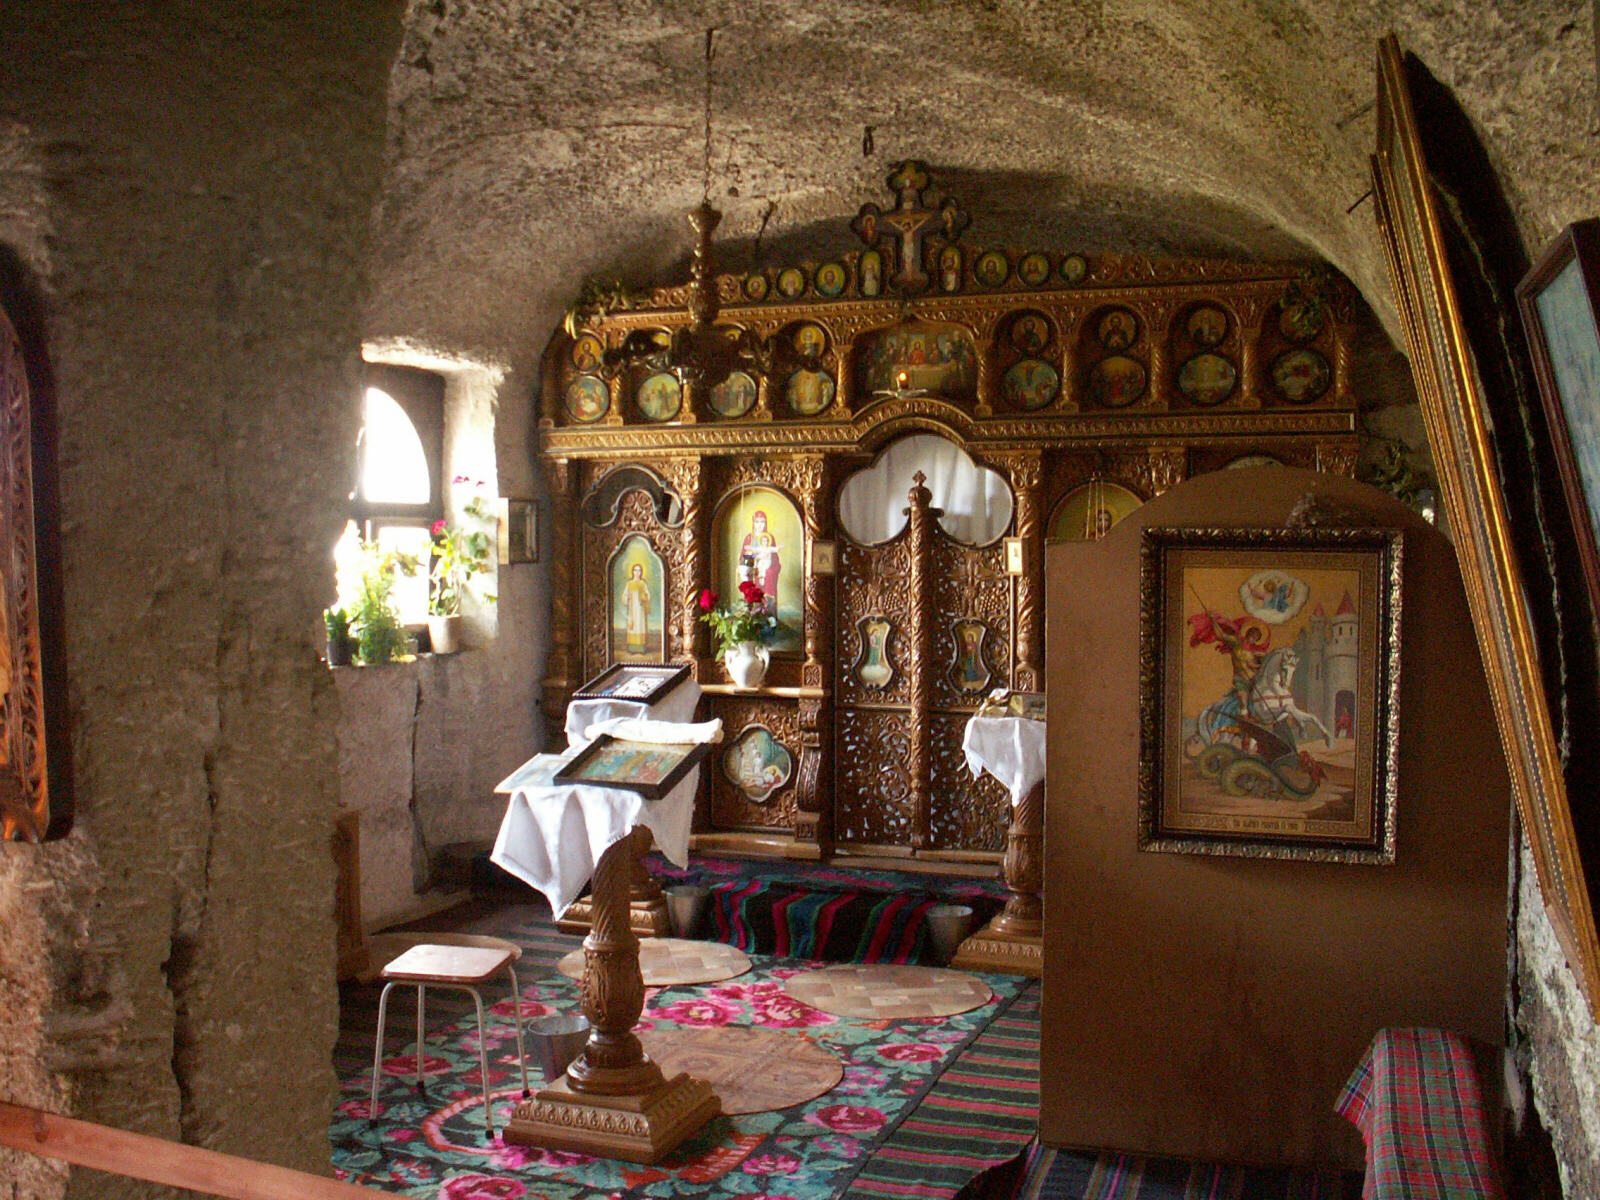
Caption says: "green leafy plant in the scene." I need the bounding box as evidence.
[428,489,496,617]
[323,605,351,643]
[696,582,779,655]
[1278,267,1333,341]
[323,605,354,665]
[352,543,416,665]
[563,276,647,340]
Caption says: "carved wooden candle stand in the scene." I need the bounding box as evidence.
[504,826,720,1162]
[554,853,672,939]
[952,780,1044,978]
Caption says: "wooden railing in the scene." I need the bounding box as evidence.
[0,1101,386,1199]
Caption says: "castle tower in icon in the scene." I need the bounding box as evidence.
[1292,590,1359,738]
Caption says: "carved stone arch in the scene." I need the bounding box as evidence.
[579,462,684,527]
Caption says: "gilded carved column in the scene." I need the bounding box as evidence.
[795,455,831,850]
[662,457,704,665]
[1143,301,1175,412]
[835,343,857,416]
[905,472,939,850]
[1053,304,1083,413]
[1001,451,1044,692]
[1235,296,1269,409]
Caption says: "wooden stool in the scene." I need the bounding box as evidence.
[370,941,530,1138]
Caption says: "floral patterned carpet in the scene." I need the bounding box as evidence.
[332,914,1034,1200]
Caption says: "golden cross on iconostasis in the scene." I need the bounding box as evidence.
[853,161,969,295]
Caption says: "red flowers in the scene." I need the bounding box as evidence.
[738,580,765,606]
[431,518,447,537]
[698,588,719,612]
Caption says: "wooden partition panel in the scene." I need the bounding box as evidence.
[1041,468,1509,1168]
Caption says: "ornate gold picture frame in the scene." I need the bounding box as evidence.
[1138,527,1402,863]
[1373,35,1600,1011]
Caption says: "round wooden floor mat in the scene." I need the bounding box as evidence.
[556,937,752,986]
[638,1026,842,1114]
[783,964,993,1019]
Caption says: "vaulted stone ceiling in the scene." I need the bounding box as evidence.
[364,0,1595,377]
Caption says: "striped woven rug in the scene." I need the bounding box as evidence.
[1013,1143,1358,1200]
[845,981,1041,1197]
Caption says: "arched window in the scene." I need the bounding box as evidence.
[341,364,444,624]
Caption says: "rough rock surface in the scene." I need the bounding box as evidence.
[1,2,402,1195]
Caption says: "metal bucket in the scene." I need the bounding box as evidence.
[527,1012,590,1081]
[925,903,975,965]
[665,884,711,939]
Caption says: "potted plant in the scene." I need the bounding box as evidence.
[697,581,778,688]
[427,493,495,654]
[352,543,416,666]
[323,606,354,667]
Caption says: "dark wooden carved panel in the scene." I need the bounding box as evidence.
[835,537,913,707]
[706,696,801,832]
[835,707,915,846]
[927,712,1010,853]
[927,536,1011,707]
[0,309,47,842]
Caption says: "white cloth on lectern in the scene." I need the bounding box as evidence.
[489,718,722,919]
[564,678,702,746]
[962,715,1047,806]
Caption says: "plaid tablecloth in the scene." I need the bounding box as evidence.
[1335,1027,1505,1199]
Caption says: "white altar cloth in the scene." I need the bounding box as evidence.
[962,714,1047,806]
[564,678,702,747]
[491,717,721,919]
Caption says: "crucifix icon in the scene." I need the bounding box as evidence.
[853,161,968,295]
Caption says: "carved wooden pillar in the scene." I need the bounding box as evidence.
[1143,301,1175,412]
[1236,296,1269,409]
[677,376,701,424]
[542,458,579,732]
[1004,452,1044,692]
[905,472,939,850]
[663,457,705,665]
[835,343,857,416]
[1049,304,1082,413]
[991,781,1044,935]
[1332,315,1355,410]
[506,825,719,1162]
[796,455,831,853]
[974,314,999,417]
[604,373,627,425]
[753,371,776,422]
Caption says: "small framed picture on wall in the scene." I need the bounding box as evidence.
[810,539,836,576]
[498,498,539,564]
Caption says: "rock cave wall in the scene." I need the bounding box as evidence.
[0,2,402,1195]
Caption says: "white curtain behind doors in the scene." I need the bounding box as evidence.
[836,434,1013,546]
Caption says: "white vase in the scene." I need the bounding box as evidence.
[724,641,769,689]
[428,613,462,654]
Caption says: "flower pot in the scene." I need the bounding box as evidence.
[428,613,462,655]
[325,634,353,668]
[724,641,769,689]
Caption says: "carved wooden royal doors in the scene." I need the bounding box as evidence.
[832,469,1012,857]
